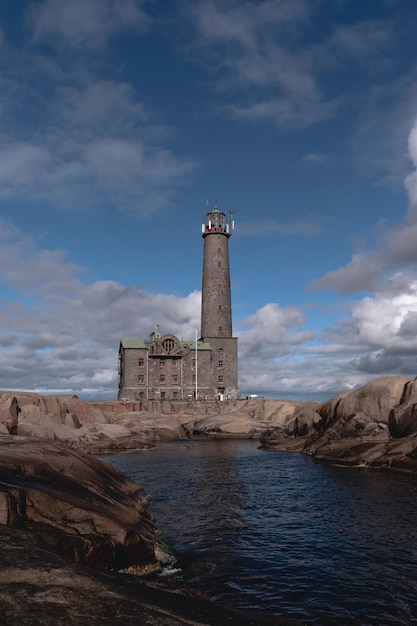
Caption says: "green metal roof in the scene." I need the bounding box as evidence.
[119,339,147,349]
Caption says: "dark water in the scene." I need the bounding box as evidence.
[101,439,417,625]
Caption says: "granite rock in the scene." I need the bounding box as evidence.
[0,439,159,573]
[260,375,417,471]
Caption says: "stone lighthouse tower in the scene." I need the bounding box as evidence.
[200,205,239,400]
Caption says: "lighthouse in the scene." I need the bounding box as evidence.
[117,204,239,402]
[200,205,239,400]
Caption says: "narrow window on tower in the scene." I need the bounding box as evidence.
[218,261,221,267]
[218,360,224,368]
[138,358,144,367]
[218,376,224,383]
[219,305,222,311]
[192,358,196,368]
[219,326,222,332]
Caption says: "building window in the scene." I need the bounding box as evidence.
[218,261,221,267]
[172,359,178,368]
[218,360,224,368]
[219,305,222,311]
[160,360,166,367]
[218,348,224,355]
[161,391,166,399]
[138,375,144,384]
[172,375,178,384]
[149,345,154,355]
[138,358,144,367]
[162,338,176,353]
[173,391,178,399]
[160,375,166,384]
[218,376,224,383]
[219,326,222,332]
[192,374,196,383]
[138,391,144,399]
[192,358,196,368]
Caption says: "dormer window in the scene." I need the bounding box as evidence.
[162,338,176,353]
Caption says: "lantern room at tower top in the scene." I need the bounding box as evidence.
[202,205,234,237]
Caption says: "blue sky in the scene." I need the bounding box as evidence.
[1,0,417,401]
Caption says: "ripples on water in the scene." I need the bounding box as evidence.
[101,439,417,625]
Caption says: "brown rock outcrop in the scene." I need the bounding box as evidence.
[260,375,417,471]
[0,392,303,452]
[0,439,159,573]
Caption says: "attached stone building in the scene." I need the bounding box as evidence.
[118,205,239,401]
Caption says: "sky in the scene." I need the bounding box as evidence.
[1,0,417,402]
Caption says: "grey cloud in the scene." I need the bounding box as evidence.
[22,334,60,350]
[349,349,417,376]
[399,311,417,337]
[311,252,384,294]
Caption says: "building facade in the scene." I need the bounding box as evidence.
[118,205,239,401]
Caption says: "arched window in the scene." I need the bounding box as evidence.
[162,338,176,353]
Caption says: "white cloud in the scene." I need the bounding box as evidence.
[404,122,417,210]
[0,143,54,191]
[303,121,417,389]
[29,0,150,49]
[187,0,333,128]
[312,120,417,295]
[185,0,408,132]
[0,4,198,215]
[300,152,333,167]
[0,218,203,398]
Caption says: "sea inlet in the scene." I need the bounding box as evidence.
[101,439,417,625]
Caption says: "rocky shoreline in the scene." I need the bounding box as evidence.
[0,438,300,625]
[260,375,417,472]
[2,375,417,624]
